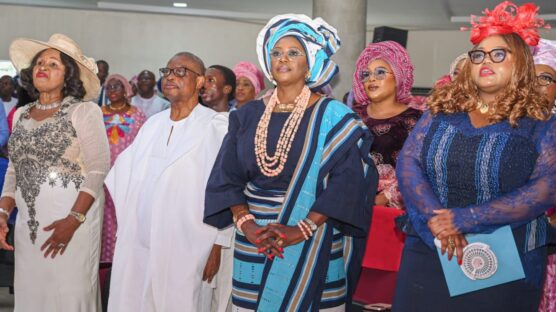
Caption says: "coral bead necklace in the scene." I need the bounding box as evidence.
[254,86,311,177]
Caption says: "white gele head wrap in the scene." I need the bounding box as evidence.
[449,53,469,81]
[256,14,341,90]
[533,39,556,71]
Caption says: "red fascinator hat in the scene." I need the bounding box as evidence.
[466,1,550,46]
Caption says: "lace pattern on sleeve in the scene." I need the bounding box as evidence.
[72,102,110,198]
[396,112,445,246]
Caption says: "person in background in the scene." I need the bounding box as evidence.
[99,73,147,310]
[0,76,15,146]
[129,75,138,98]
[434,53,469,88]
[100,74,146,263]
[131,70,170,118]
[533,38,556,312]
[0,33,110,311]
[232,61,265,110]
[534,39,556,113]
[353,41,422,209]
[7,83,33,134]
[0,76,17,114]
[96,59,110,106]
[351,40,422,306]
[201,65,236,113]
[392,3,555,311]
[0,105,8,148]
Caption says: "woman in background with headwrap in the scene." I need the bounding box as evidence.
[232,61,265,110]
[100,74,146,264]
[533,39,556,113]
[350,40,422,306]
[434,53,469,88]
[352,41,422,209]
[534,38,556,312]
[204,14,377,311]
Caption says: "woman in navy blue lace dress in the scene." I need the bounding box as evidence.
[392,2,556,311]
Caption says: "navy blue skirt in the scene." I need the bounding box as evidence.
[392,236,546,312]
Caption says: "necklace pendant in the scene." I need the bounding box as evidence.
[477,101,489,114]
[275,103,295,112]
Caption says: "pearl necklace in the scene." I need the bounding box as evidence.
[254,86,311,177]
[35,101,62,110]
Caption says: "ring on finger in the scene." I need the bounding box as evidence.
[448,237,455,250]
[57,243,66,248]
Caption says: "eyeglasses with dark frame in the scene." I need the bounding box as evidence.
[358,67,393,82]
[537,74,556,86]
[468,48,511,64]
[159,67,201,78]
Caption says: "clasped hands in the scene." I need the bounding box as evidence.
[242,221,306,260]
[428,209,468,265]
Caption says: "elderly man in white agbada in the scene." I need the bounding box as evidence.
[105,51,233,312]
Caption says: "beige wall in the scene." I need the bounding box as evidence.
[0,4,263,80]
[1,4,556,90]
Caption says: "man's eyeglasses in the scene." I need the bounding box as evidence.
[468,48,511,64]
[358,67,393,82]
[159,67,201,78]
[270,48,305,60]
[537,74,556,86]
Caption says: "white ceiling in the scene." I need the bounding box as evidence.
[1,0,556,30]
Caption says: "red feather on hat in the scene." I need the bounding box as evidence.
[465,1,550,46]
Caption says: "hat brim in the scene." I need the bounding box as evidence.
[9,38,100,101]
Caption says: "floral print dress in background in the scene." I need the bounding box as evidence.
[101,105,146,263]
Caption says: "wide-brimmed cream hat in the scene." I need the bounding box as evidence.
[9,33,100,101]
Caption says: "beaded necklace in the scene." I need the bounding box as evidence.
[254,86,311,177]
[35,101,62,110]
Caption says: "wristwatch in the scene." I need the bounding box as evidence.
[303,218,318,232]
[69,211,86,223]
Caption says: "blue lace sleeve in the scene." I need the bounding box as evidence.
[452,117,556,233]
[396,111,444,247]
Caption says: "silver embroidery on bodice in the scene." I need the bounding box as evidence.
[8,98,85,243]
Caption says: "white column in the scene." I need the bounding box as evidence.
[313,0,367,99]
